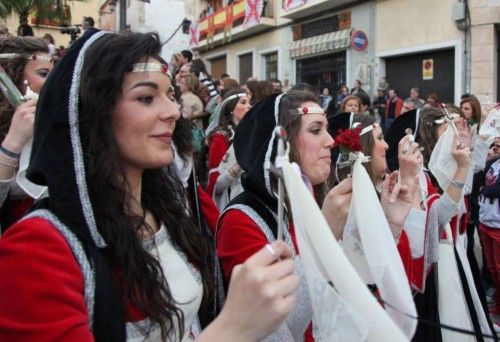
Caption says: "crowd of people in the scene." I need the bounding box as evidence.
[0,27,499,341]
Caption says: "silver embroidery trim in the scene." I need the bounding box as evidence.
[69,30,109,248]
[274,94,284,123]
[268,208,293,248]
[190,315,202,337]
[143,225,202,285]
[220,205,311,339]
[263,95,284,197]
[224,204,295,254]
[126,317,158,339]
[264,134,276,197]
[225,204,274,241]
[21,209,95,330]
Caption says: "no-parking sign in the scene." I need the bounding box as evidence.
[351,30,368,52]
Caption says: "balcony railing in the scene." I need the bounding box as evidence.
[195,0,275,49]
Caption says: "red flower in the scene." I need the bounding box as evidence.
[302,107,308,114]
[333,126,363,153]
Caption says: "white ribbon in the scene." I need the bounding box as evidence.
[16,86,48,200]
[438,224,475,342]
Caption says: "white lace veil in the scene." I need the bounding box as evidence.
[342,152,417,338]
[428,124,473,197]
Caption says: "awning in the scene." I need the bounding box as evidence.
[288,28,352,59]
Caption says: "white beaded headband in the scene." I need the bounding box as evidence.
[434,112,459,125]
[297,106,325,115]
[131,62,171,78]
[0,53,52,62]
[221,92,246,108]
[352,122,379,136]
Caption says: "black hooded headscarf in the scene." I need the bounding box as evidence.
[233,94,285,212]
[384,109,421,172]
[26,28,125,341]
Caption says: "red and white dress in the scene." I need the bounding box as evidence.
[0,216,202,341]
[217,207,315,342]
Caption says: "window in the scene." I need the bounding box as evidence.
[296,51,346,100]
[209,55,227,80]
[302,16,339,39]
[239,53,253,83]
[265,53,278,80]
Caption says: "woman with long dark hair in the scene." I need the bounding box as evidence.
[0,35,53,229]
[206,88,251,210]
[0,30,298,341]
[217,90,336,340]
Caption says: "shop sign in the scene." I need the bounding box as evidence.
[351,30,368,52]
[422,59,434,80]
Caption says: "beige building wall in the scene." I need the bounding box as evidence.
[1,0,99,47]
[201,28,287,83]
[375,0,465,103]
[376,0,462,53]
[469,0,499,103]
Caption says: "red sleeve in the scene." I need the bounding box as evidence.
[397,229,412,281]
[206,133,230,196]
[196,185,220,235]
[0,218,93,341]
[395,98,403,117]
[216,209,268,282]
[408,191,441,292]
[424,172,438,196]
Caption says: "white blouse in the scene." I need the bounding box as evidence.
[126,225,203,341]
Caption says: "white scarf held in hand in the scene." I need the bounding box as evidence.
[342,152,417,339]
[280,156,409,341]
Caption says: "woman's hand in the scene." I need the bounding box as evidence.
[456,118,472,149]
[2,99,37,153]
[451,135,471,169]
[228,163,242,178]
[210,241,299,341]
[322,178,352,240]
[397,134,422,186]
[380,171,418,239]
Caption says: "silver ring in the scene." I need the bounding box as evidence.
[265,244,278,259]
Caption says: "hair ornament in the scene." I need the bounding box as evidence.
[352,122,378,136]
[434,112,459,125]
[0,53,52,62]
[132,62,171,78]
[221,92,246,108]
[297,106,324,115]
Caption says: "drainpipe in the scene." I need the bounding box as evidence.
[464,0,471,95]
[454,0,471,97]
[119,0,127,31]
[369,1,376,97]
